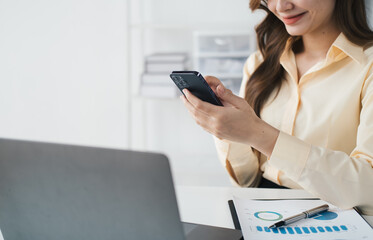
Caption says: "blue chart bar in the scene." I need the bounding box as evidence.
[318,226,325,232]
[302,227,310,234]
[333,226,340,232]
[325,226,333,232]
[257,225,349,234]
[286,227,295,234]
[271,228,279,234]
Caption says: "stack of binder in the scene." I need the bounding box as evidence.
[140,53,188,98]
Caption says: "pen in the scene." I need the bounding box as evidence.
[268,204,329,229]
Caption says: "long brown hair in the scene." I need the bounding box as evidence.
[246,0,373,117]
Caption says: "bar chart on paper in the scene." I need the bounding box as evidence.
[233,197,373,240]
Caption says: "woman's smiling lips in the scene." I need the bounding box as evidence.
[281,12,307,25]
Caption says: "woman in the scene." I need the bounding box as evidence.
[181,0,373,215]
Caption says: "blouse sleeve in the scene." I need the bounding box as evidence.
[213,52,263,187]
[268,67,373,215]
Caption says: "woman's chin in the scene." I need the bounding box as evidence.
[285,27,307,37]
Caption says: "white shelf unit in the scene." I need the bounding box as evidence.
[128,0,264,186]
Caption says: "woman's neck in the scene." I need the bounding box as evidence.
[293,22,341,80]
[301,25,341,59]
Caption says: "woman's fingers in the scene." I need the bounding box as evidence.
[204,76,223,95]
[216,85,248,109]
[182,89,220,115]
[180,95,215,134]
[180,89,258,143]
[204,75,222,87]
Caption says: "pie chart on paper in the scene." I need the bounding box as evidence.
[254,211,283,221]
[311,211,338,220]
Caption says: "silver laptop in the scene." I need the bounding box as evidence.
[0,138,241,240]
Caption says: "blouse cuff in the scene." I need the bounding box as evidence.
[269,131,312,181]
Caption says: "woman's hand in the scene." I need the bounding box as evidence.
[181,77,257,144]
[181,76,279,157]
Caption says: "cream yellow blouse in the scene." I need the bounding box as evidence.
[214,33,373,215]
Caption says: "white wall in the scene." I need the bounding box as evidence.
[0,0,129,148]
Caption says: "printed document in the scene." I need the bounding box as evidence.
[233,197,373,240]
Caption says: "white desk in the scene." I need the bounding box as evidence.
[176,186,373,228]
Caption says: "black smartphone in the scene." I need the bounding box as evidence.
[170,71,223,106]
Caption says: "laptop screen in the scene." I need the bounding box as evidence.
[0,138,185,240]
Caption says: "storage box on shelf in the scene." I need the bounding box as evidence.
[140,53,188,98]
[145,53,188,73]
[193,32,256,95]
